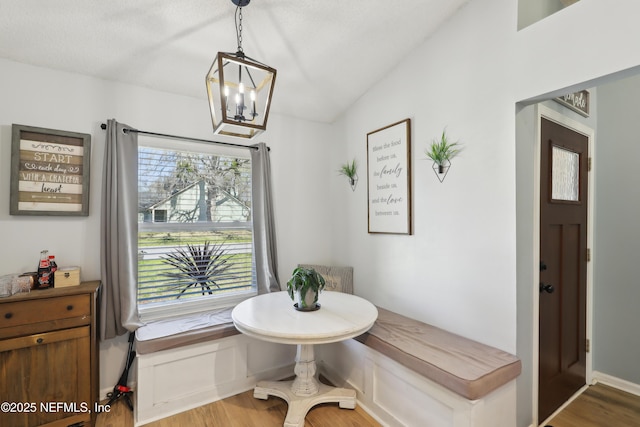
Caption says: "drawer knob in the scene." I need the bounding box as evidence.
[36,338,44,344]
[4,312,12,319]
[66,305,74,311]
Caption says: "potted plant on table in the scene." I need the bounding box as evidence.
[286,267,326,311]
[425,129,462,182]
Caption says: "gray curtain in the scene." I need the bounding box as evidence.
[250,142,281,293]
[100,119,143,340]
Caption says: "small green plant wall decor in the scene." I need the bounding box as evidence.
[338,158,358,191]
[425,129,462,183]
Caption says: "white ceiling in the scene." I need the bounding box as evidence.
[0,0,469,123]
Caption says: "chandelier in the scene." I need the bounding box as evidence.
[206,0,277,139]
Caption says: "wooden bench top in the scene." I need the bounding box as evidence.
[354,307,521,400]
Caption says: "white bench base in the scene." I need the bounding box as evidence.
[135,334,295,426]
[135,325,518,427]
[318,339,517,427]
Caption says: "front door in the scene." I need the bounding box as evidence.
[538,117,588,422]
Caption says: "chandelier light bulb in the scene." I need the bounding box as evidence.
[250,90,257,118]
[224,86,230,111]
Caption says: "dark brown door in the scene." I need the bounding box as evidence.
[539,117,588,422]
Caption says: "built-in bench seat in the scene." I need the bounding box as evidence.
[135,303,521,426]
[354,307,521,400]
[136,306,521,399]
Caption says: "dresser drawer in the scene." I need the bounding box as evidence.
[0,294,90,329]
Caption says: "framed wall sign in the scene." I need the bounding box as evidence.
[10,124,91,216]
[554,90,590,117]
[366,118,412,234]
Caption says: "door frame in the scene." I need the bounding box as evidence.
[531,104,595,426]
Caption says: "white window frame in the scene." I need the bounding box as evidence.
[136,137,257,322]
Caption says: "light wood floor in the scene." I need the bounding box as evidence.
[96,380,380,427]
[96,382,640,427]
[545,383,640,427]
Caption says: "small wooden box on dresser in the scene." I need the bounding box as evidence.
[0,281,100,427]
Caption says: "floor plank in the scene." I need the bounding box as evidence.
[97,382,640,427]
[96,381,380,427]
[545,383,640,427]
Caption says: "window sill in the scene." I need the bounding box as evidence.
[138,289,257,323]
[135,308,239,355]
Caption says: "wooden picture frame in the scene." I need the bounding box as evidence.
[10,124,91,216]
[366,118,412,234]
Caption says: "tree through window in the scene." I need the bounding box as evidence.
[137,143,255,316]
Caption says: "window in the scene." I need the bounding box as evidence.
[137,139,255,321]
[551,145,580,202]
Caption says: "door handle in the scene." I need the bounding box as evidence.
[539,282,554,293]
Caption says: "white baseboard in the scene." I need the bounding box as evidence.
[592,371,640,397]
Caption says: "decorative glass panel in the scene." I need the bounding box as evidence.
[552,146,579,201]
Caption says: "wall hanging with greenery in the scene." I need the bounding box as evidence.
[338,158,358,191]
[426,129,462,183]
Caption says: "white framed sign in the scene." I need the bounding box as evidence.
[366,118,412,235]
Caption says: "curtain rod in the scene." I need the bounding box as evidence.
[99,123,269,151]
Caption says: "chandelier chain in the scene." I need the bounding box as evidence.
[235,5,244,53]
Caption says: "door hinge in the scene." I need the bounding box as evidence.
[588,157,592,171]
[587,248,591,262]
[586,339,591,353]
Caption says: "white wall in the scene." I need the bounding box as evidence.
[331,0,640,426]
[332,0,519,354]
[4,0,640,425]
[518,0,575,30]
[0,58,335,392]
[593,74,640,385]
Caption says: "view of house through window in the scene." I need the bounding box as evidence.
[137,141,255,318]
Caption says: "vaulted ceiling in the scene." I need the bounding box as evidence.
[0,0,469,123]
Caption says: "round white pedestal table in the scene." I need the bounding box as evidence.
[231,291,378,427]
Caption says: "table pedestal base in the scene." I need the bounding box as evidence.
[253,344,356,427]
[254,381,356,427]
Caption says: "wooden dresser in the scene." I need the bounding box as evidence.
[0,281,100,427]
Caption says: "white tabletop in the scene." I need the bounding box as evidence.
[232,291,378,345]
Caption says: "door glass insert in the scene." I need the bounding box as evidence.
[552,145,579,201]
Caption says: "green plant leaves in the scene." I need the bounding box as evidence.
[425,129,461,165]
[286,267,326,307]
[338,159,357,178]
[161,241,233,298]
